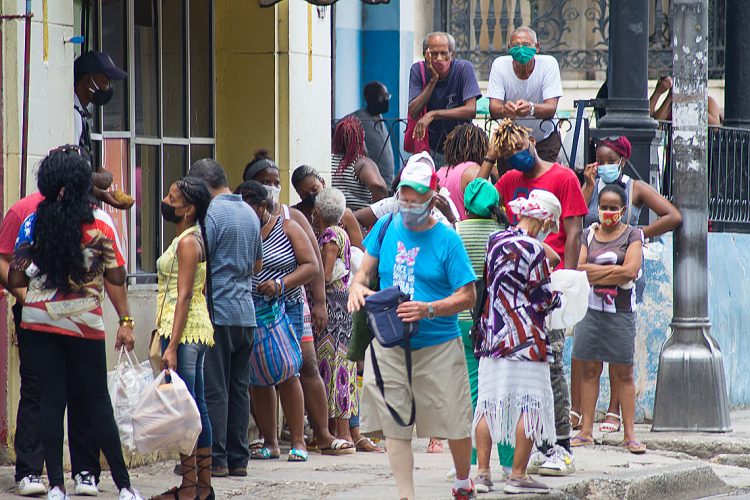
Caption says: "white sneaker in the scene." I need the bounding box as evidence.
[73,471,98,496]
[446,465,457,481]
[526,449,549,475]
[16,475,47,496]
[118,488,144,500]
[538,445,575,476]
[47,486,69,500]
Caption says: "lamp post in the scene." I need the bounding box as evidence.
[651,0,731,432]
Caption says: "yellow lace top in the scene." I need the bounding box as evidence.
[156,225,214,345]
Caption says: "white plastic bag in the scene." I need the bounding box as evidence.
[349,247,364,283]
[107,347,154,453]
[547,270,590,330]
[132,369,202,455]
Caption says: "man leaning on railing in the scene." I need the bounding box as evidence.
[486,26,563,163]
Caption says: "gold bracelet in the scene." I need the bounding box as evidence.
[119,315,135,328]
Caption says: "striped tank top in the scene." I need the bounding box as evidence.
[331,154,372,211]
[455,218,506,323]
[252,216,303,302]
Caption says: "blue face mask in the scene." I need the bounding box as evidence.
[509,148,535,173]
[597,163,621,184]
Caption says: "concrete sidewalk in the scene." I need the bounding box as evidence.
[2,412,750,499]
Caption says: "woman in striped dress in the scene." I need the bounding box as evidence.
[331,116,388,211]
[237,181,319,462]
[310,187,359,443]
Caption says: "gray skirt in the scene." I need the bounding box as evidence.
[572,309,636,365]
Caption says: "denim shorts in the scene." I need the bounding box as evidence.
[285,300,304,343]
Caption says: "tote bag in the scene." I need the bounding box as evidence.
[248,293,302,386]
[404,62,431,154]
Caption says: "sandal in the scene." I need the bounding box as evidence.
[570,410,583,431]
[355,436,385,453]
[249,438,264,451]
[150,455,197,500]
[196,454,215,500]
[320,438,356,456]
[622,440,647,455]
[570,435,595,447]
[250,447,280,460]
[427,439,444,454]
[288,449,309,462]
[599,412,622,433]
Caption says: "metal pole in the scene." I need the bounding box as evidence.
[20,0,32,198]
[651,0,731,432]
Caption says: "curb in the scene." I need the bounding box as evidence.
[482,463,732,499]
[599,434,750,461]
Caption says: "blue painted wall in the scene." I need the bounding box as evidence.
[334,0,413,173]
[564,232,750,423]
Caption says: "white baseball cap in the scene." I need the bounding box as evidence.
[398,152,438,194]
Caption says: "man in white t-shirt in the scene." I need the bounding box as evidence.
[487,26,563,162]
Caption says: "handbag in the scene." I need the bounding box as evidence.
[404,62,431,154]
[150,254,176,376]
[347,214,395,362]
[248,285,303,386]
[365,286,417,427]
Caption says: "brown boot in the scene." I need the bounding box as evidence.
[196,447,215,500]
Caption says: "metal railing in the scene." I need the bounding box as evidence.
[659,121,750,232]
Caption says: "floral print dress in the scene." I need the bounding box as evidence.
[314,225,358,419]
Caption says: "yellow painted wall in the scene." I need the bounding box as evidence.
[214,0,278,191]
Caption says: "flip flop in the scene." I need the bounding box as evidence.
[570,435,595,447]
[249,438,264,450]
[288,449,309,462]
[250,447,280,460]
[599,412,622,433]
[427,439,444,454]
[622,440,647,454]
[570,410,583,431]
[355,436,385,453]
[320,438,356,456]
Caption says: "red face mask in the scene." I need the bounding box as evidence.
[598,209,622,227]
[432,60,451,75]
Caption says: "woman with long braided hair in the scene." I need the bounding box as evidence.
[153,176,215,500]
[436,123,488,220]
[331,116,388,210]
[9,146,143,500]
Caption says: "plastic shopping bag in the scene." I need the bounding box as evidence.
[547,270,590,330]
[107,347,154,453]
[132,369,202,455]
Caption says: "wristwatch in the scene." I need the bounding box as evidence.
[529,102,536,117]
[427,303,436,320]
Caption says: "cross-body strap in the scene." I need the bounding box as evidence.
[369,322,416,427]
[156,254,176,329]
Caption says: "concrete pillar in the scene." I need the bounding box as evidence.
[594,0,659,204]
[651,0,731,432]
[722,0,750,128]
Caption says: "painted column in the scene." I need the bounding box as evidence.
[723,0,750,129]
[594,0,658,210]
[651,0,731,432]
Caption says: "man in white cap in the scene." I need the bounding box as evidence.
[349,157,480,499]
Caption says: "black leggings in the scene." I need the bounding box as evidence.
[25,330,130,490]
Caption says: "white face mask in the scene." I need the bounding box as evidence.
[266,185,281,206]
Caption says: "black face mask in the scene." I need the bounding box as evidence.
[88,77,114,106]
[161,201,185,224]
[374,97,390,115]
[299,192,317,210]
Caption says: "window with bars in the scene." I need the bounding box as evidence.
[82,0,215,283]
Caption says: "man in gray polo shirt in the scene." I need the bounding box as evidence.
[352,81,396,190]
[188,159,263,476]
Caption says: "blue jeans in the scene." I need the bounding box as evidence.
[161,338,213,449]
[285,300,304,343]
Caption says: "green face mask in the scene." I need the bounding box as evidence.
[509,45,537,64]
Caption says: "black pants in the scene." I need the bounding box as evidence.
[12,304,101,482]
[25,330,129,489]
[204,325,253,468]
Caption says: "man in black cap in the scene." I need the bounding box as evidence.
[74,51,132,210]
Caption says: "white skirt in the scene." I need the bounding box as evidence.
[472,357,556,447]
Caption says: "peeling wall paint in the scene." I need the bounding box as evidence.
[564,232,750,423]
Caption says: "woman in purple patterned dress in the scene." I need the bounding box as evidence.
[311,187,358,443]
